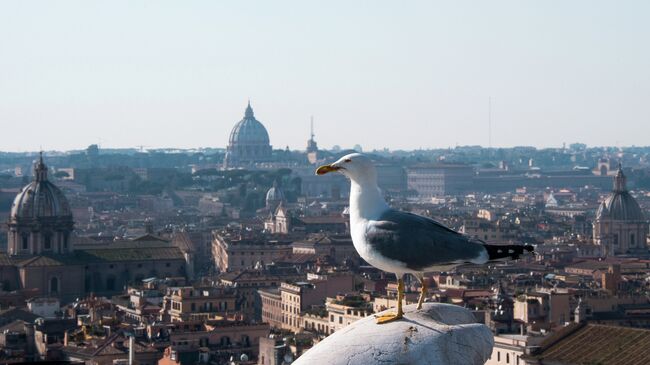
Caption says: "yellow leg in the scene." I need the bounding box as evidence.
[417,276,427,310]
[376,276,404,324]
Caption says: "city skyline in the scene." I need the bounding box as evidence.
[1,1,649,152]
[2,2,650,364]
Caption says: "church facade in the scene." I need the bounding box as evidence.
[593,166,649,256]
[1,155,189,302]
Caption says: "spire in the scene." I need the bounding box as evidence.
[34,151,48,182]
[245,100,254,118]
[613,163,627,192]
[307,116,318,153]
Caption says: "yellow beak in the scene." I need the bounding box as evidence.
[315,164,340,175]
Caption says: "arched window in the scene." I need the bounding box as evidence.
[50,277,59,294]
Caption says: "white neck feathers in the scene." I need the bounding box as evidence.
[349,180,389,222]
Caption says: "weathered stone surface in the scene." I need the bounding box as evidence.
[294,303,493,365]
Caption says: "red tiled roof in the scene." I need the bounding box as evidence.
[530,323,650,365]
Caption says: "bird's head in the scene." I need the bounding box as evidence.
[315,153,377,185]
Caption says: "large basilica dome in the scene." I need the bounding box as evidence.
[7,154,74,255]
[224,102,272,168]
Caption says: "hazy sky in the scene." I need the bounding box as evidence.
[1,1,649,152]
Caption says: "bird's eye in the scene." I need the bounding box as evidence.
[344,158,352,163]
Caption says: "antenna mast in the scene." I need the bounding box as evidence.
[488,96,492,149]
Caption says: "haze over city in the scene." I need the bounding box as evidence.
[2,0,650,152]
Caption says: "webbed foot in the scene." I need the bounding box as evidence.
[375,312,403,324]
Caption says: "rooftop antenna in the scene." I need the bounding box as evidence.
[488,96,492,149]
[310,115,315,140]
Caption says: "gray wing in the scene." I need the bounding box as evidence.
[365,209,487,271]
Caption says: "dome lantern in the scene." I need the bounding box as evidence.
[613,164,627,192]
[35,151,48,182]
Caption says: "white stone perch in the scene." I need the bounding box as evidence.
[294,303,493,365]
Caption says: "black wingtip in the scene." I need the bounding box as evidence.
[483,244,535,261]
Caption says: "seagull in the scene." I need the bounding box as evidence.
[316,153,533,324]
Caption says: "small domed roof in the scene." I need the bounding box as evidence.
[228,102,270,146]
[266,181,285,204]
[11,154,72,220]
[596,166,645,221]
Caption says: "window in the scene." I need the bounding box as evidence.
[50,277,59,294]
[506,353,510,363]
[22,234,29,250]
[339,316,343,324]
[631,233,636,246]
[44,234,52,250]
[166,262,171,267]
[330,315,334,322]
[106,276,116,291]
[220,336,231,346]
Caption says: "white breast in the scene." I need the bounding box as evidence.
[350,218,409,276]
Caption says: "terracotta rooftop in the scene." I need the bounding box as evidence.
[8,247,185,267]
[528,323,650,365]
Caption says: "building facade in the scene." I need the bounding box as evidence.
[211,232,292,272]
[406,164,474,198]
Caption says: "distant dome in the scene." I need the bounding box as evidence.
[595,167,645,221]
[266,181,285,203]
[11,154,71,220]
[224,102,272,168]
[228,103,270,145]
[266,180,285,210]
